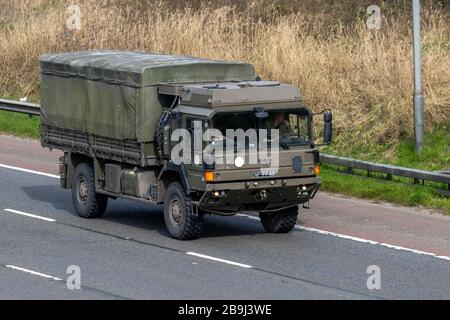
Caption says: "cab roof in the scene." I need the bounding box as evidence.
[159,81,302,107]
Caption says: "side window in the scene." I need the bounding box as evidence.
[298,115,309,142]
[289,113,299,133]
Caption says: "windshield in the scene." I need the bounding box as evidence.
[212,109,311,147]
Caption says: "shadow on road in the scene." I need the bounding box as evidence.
[21,184,74,213]
[20,184,266,239]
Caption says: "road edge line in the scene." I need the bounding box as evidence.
[238,214,450,262]
[0,163,59,179]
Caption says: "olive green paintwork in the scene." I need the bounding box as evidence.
[39,51,255,143]
[39,51,321,213]
[167,82,320,212]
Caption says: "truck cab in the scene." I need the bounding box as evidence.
[154,80,331,238]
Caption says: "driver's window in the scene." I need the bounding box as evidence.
[298,115,309,141]
[289,114,298,134]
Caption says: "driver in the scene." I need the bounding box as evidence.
[272,112,292,136]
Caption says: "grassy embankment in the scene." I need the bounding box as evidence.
[0,0,449,213]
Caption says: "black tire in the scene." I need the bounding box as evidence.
[71,163,108,218]
[259,205,298,233]
[163,182,203,240]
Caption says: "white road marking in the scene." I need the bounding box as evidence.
[186,252,253,269]
[238,214,450,262]
[1,163,449,262]
[4,209,56,222]
[0,163,59,179]
[6,265,62,281]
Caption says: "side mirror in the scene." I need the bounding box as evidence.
[255,111,268,119]
[254,107,268,119]
[323,110,332,144]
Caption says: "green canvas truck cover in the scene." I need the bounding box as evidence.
[39,50,256,142]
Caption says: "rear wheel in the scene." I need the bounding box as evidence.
[259,205,298,233]
[163,182,203,240]
[71,163,108,218]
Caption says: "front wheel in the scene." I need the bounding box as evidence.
[71,163,108,218]
[259,205,298,233]
[163,182,203,240]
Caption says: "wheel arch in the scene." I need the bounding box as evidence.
[157,163,190,202]
[65,152,93,189]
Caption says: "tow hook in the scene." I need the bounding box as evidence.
[257,189,268,201]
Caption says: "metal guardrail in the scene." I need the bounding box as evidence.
[321,154,450,196]
[0,99,448,196]
[0,99,40,116]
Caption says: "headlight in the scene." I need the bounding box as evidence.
[234,156,244,168]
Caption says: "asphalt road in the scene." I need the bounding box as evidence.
[1,165,450,299]
[2,134,449,257]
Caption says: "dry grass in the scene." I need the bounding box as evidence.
[0,0,449,152]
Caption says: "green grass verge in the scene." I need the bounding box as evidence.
[321,128,449,214]
[0,110,40,139]
[324,127,450,171]
[0,109,448,214]
[320,165,450,215]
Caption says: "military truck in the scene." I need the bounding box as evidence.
[39,51,332,240]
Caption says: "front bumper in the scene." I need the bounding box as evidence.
[197,176,321,214]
